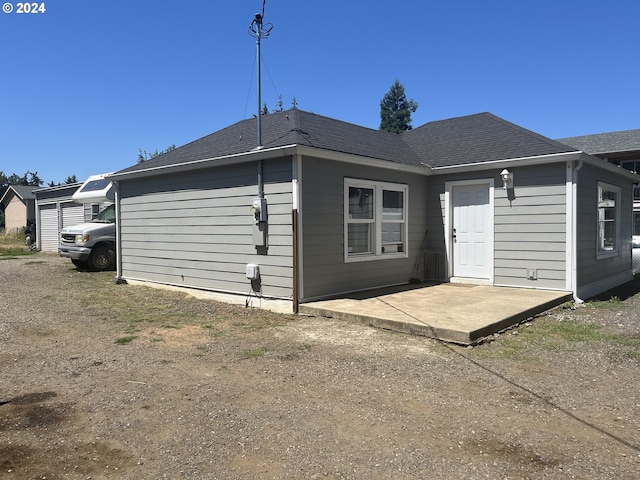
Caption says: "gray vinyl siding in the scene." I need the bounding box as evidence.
[300,157,428,300]
[576,163,634,289]
[425,164,568,289]
[494,164,567,289]
[119,158,294,299]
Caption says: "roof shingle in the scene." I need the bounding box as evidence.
[114,109,580,176]
[557,129,640,155]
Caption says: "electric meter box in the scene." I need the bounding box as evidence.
[246,263,260,280]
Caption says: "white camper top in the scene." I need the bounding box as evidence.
[72,173,115,203]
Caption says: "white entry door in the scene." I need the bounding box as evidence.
[452,183,491,279]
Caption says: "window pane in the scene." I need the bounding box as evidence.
[382,190,403,220]
[598,186,617,253]
[634,212,640,236]
[348,187,373,219]
[381,223,403,253]
[600,221,615,250]
[348,224,373,254]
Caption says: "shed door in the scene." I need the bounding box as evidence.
[62,202,84,227]
[40,204,60,252]
[452,184,491,279]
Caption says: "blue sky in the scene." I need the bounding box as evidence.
[1,0,638,185]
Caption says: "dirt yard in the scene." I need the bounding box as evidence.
[1,253,639,479]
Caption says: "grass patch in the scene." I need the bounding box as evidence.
[0,247,33,256]
[475,317,640,361]
[5,254,298,347]
[585,296,622,308]
[0,232,36,257]
[115,335,137,345]
[242,346,270,359]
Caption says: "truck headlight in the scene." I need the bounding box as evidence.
[75,234,89,243]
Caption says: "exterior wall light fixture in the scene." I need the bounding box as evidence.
[500,169,513,190]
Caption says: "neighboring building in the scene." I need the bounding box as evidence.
[33,183,100,252]
[0,185,38,233]
[107,110,639,312]
[557,129,640,166]
[558,129,640,271]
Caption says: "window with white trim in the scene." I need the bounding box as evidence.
[345,179,408,262]
[597,182,620,258]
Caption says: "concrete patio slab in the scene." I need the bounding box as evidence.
[298,283,573,345]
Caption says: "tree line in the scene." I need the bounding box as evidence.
[0,172,77,229]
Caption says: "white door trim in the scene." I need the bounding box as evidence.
[444,179,495,284]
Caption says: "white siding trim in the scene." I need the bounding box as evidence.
[566,161,577,295]
[293,154,304,300]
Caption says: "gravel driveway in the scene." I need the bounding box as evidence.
[1,254,639,479]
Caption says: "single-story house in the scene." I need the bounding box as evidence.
[107,110,640,312]
[0,185,38,233]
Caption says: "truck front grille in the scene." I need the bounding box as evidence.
[60,234,76,244]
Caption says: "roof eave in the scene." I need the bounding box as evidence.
[429,151,583,174]
[107,145,300,181]
[430,150,640,182]
[0,186,26,204]
[580,153,640,182]
[107,144,433,181]
[588,147,640,156]
[295,145,432,175]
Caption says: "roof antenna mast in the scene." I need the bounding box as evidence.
[249,0,273,149]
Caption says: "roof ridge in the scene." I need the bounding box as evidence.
[481,113,579,152]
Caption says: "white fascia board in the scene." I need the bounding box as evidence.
[580,154,640,182]
[294,145,432,175]
[33,183,82,194]
[429,151,584,174]
[430,151,640,182]
[107,144,433,181]
[0,187,15,205]
[106,145,300,181]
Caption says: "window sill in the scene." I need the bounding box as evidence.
[597,250,619,260]
[345,252,408,263]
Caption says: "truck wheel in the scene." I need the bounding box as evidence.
[71,259,88,269]
[88,246,115,271]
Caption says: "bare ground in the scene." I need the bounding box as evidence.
[1,254,639,479]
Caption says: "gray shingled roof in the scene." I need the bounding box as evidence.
[114,109,580,176]
[404,112,578,167]
[9,185,38,200]
[0,185,38,208]
[557,129,640,155]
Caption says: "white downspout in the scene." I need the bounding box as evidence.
[567,159,584,302]
[292,154,303,302]
[113,180,125,284]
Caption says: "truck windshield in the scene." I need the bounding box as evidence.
[92,204,116,223]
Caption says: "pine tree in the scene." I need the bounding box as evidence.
[379,80,418,133]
